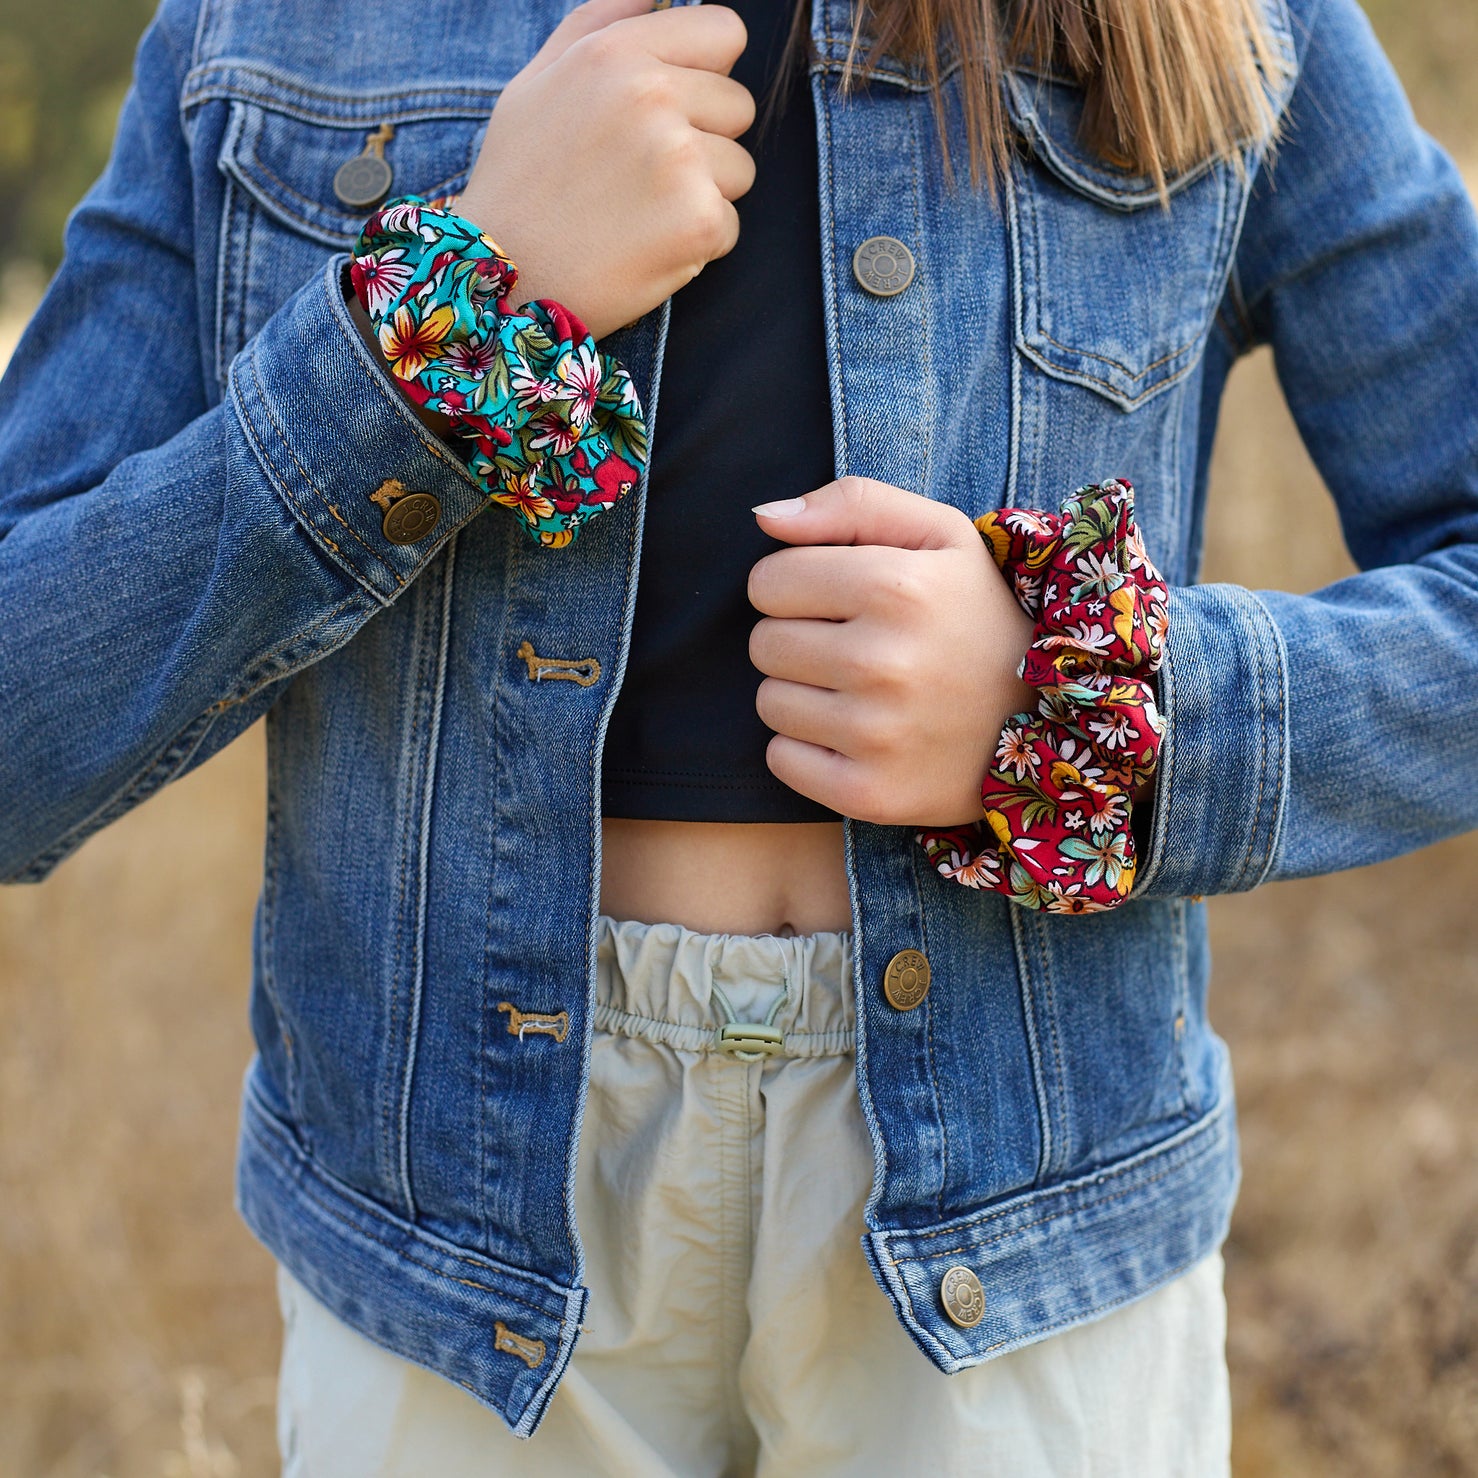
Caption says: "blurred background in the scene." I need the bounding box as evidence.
[0,1,1474,1473]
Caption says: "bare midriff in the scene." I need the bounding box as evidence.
[599,819,853,937]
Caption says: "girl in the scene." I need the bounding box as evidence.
[1,0,1474,1472]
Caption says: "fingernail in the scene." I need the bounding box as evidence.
[752,497,806,518]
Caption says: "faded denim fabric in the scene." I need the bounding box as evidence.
[1,0,1476,1439]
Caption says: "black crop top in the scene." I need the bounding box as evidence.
[601,0,840,822]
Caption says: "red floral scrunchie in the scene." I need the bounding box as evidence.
[916,478,1169,914]
[351,195,648,548]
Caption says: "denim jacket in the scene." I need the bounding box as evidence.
[2,0,1476,1438]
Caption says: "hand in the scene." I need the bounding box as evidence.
[456,0,756,340]
[747,476,1036,828]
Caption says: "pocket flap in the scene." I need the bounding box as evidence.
[1004,69,1218,212]
[199,67,497,250]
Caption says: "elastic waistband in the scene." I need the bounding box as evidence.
[594,915,855,1058]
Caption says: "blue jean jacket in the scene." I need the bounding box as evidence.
[2,0,1476,1438]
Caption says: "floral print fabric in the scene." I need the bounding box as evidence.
[352,195,648,548]
[917,480,1169,913]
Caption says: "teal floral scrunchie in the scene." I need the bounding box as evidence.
[351,195,649,548]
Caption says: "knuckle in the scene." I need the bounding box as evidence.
[857,706,904,756]
[882,563,928,614]
[869,638,914,690]
[578,27,628,72]
[658,125,702,173]
[707,5,748,57]
[627,64,674,112]
[690,195,737,260]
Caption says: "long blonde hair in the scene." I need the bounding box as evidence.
[765,0,1288,195]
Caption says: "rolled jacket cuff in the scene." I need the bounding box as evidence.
[1132,582,1289,897]
[229,254,491,605]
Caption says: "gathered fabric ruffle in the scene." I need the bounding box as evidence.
[351,195,648,548]
[917,479,1168,914]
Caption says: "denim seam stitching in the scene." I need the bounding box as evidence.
[183,67,502,115]
[206,595,362,712]
[1234,594,1273,888]
[482,521,524,1251]
[243,1112,571,1320]
[10,706,222,881]
[382,579,429,1216]
[1017,342,1196,407]
[906,89,944,1212]
[246,341,392,577]
[1004,167,1024,507]
[1243,591,1287,886]
[258,729,301,1125]
[910,99,934,494]
[815,77,849,480]
[815,29,961,92]
[1007,904,1054,1182]
[232,346,392,604]
[1031,325,1197,382]
[212,162,236,386]
[908,1247,1221,1360]
[192,0,222,71]
[1035,915,1071,1174]
[886,1094,1227,1252]
[1172,900,1194,1110]
[889,1144,1204,1265]
[398,541,457,1219]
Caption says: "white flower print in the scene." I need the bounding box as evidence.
[1069,548,1125,602]
[557,342,603,429]
[511,363,563,413]
[1086,792,1129,836]
[1124,521,1153,575]
[1002,508,1054,536]
[353,248,412,315]
[527,410,582,458]
[994,726,1040,781]
[445,335,500,379]
[1013,571,1042,610]
[377,200,422,235]
[1039,620,1115,656]
[1086,710,1139,751]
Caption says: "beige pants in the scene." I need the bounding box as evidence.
[277,916,1230,1477]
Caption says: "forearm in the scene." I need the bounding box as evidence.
[0,260,488,882]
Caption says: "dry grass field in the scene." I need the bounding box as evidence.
[2,21,1477,1478]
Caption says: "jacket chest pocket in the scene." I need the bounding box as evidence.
[205,78,498,384]
[1005,70,1252,412]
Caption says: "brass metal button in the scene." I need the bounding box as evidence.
[382,491,442,544]
[334,123,396,209]
[852,235,916,297]
[940,1266,985,1329]
[883,949,930,1011]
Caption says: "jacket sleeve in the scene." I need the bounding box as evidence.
[1134,0,1478,896]
[0,0,493,882]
